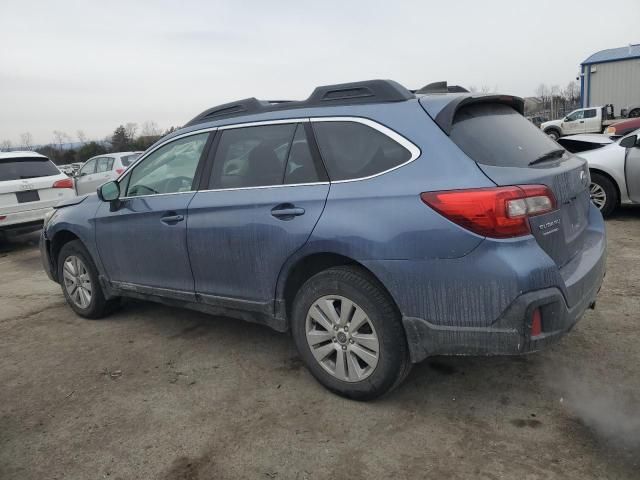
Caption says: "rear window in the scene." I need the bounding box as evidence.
[449,103,561,167]
[121,154,140,166]
[0,157,60,181]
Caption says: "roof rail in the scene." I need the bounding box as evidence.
[415,81,469,94]
[184,79,415,127]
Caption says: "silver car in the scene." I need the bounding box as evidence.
[75,151,142,195]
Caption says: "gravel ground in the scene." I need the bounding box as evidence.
[1,208,639,480]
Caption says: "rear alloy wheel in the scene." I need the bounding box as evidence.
[305,295,380,382]
[291,266,411,400]
[628,108,640,118]
[589,172,618,217]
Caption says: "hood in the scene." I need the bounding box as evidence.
[540,119,562,129]
[54,194,89,208]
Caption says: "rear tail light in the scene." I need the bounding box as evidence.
[115,168,124,175]
[53,178,74,189]
[530,308,542,337]
[420,185,556,238]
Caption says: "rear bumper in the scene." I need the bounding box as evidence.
[364,206,607,363]
[0,206,50,232]
[403,273,603,361]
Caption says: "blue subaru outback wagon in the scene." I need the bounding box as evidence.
[41,80,606,399]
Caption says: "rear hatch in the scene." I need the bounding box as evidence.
[0,156,68,214]
[434,100,591,269]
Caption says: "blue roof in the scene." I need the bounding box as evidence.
[582,44,640,65]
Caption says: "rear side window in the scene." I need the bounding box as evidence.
[210,124,296,189]
[312,121,411,181]
[449,103,561,167]
[0,157,60,181]
[96,157,113,172]
[584,109,597,119]
[120,154,140,167]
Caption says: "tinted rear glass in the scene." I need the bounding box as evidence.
[450,103,561,167]
[121,154,140,166]
[0,157,60,181]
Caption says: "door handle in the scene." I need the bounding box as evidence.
[161,213,184,224]
[579,120,584,123]
[271,204,305,219]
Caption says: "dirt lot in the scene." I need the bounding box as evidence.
[1,210,639,480]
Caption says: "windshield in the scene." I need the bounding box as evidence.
[0,157,60,181]
[449,103,562,167]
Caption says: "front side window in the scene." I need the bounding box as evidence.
[79,159,97,176]
[312,121,411,181]
[126,133,208,197]
[209,124,296,189]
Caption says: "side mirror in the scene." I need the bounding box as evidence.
[564,117,571,122]
[619,135,638,148]
[97,181,120,202]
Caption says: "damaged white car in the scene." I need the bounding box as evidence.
[557,129,640,216]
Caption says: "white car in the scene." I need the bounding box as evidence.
[0,151,76,236]
[74,151,142,195]
[557,129,640,216]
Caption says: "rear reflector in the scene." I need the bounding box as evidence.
[420,185,556,238]
[53,178,74,189]
[531,308,542,337]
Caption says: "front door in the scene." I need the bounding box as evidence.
[187,122,329,308]
[625,137,640,203]
[562,109,585,135]
[75,158,98,195]
[95,132,211,295]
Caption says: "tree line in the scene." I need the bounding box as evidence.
[0,121,181,165]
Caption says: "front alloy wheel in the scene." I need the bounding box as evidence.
[63,255,93,308]
[305,295,380,382]
[589,182,607,211]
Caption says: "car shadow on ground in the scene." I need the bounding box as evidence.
[0,230,41,255]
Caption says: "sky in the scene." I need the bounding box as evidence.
[0,0,638,145]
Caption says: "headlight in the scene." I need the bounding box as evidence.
[43,209,58,229]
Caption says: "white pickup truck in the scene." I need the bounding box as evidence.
[540,105,630,140]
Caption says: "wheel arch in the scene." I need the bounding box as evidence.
[275,251,401,328]
[49,229,84,281]
[589,167,621,206]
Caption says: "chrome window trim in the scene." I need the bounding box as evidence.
[116,116,421,198]
[310,116,421,184]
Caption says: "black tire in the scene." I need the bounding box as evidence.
[589,172,618,218]
[545,129,561,141]
[57,240,119,319]
[628,108,640,118]
[291,266,411,400]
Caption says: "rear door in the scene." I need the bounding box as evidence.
[582,108,600,133]
[187,122,329,308]
[446,102,592,269]
[94,156,116,188]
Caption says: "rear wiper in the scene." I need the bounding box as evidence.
[529,149,565,166]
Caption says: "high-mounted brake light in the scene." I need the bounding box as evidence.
[53,178,74,189]
[420,185,556,238]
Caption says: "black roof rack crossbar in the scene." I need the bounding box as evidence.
[184,79,415,127]
[415,81,470,94]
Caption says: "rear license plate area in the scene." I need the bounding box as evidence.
[16,190,40,203]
